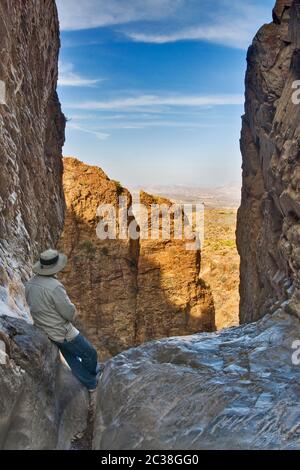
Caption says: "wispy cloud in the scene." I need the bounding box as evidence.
[58,62,103,87]
[69,120,220,130]
[56,0,182,31]
[56,0,273,49]
[124,1,273,49]
[67,122,110,140]
[126,22,254,49]
[65,94,244,111]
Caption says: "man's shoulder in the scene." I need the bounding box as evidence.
[26,275,63,292]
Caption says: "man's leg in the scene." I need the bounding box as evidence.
[54,336,98,390]
[68,333,98,375]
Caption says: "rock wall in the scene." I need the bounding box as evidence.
[135,191,215,343]
[58,157,140,359]
[0,0,86,450]
[0,0,65,320]
[59,158,215,360]
[237,0,300,322]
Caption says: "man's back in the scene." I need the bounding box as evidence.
[26,249,99,391]
[25,275,78,343]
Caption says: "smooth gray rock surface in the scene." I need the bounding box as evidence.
[93,310,300,450]
[0,316,89,450]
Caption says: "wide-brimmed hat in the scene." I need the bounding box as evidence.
[33,249,68,276]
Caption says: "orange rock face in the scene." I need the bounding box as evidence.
[135,191,215,343]
[59,158,215,359]
[58,157,139,359]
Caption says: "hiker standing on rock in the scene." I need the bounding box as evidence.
[25,249,101,392]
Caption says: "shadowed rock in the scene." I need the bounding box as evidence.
[0,316,89,450]
[237,0,300,322]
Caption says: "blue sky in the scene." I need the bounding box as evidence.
[56,0,275,188]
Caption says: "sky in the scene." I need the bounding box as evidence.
[56,0,275,188]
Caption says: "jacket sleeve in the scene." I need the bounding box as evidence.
[52,284,76,322]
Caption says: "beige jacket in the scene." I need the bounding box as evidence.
[25,275,79,343]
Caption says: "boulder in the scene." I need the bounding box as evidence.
[0,316,89,450]
[93,309,300,450]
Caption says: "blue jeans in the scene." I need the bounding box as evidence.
[54,333,99,390]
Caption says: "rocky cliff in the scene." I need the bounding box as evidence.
[0,0,65,320]
[93,0,300,450]
[0,0,88,449]
[237,0,300,323]
[59,158,215,360]
[135,191,215,343]
[58,157,140,359]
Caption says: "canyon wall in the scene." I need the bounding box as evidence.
[0,0,65,320]
[237,0,300,323]
[0,0,88,449]
[58,157,140,359]
[59,158,215,360]
[135,191,215,343]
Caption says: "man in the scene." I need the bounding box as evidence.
[25,248,100,392]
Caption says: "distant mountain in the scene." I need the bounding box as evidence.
[129,184,241,208]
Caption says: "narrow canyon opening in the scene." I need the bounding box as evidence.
[1,0,300,452]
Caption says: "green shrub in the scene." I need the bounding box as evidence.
[113,180,124,196]
[80,240,96,255]
[101,247,109,256]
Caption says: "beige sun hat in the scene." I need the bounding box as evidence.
[33,249,68,276]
